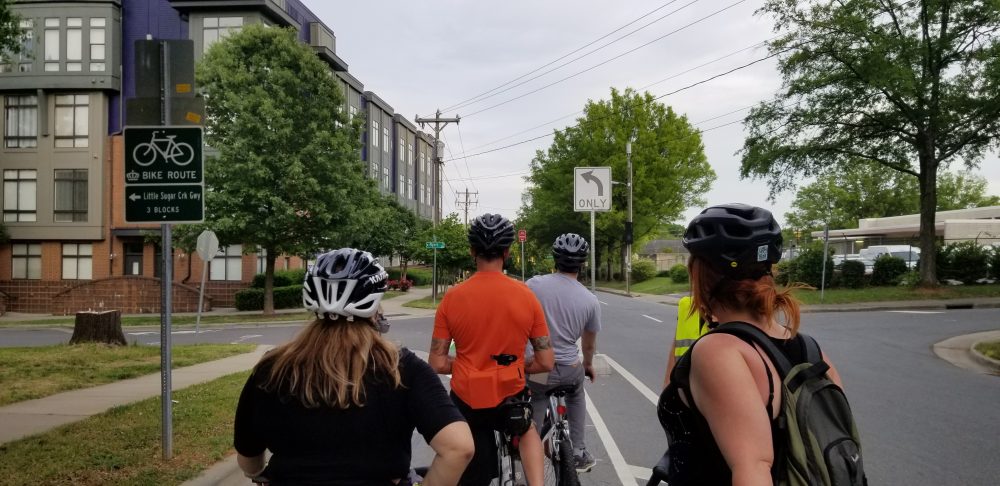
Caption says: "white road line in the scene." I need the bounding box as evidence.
[886,310,944,314]
[231,334,263,344]
[127,329,220,336]
[602,354,659,406]
[599,300,608,305]
[631,464,653,480]
[585,391,634,485]
[642,314,663,323]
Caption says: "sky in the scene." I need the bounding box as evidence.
[302,0,1000,228]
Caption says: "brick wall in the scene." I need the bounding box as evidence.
[51,276,210,315]
[0,280,78,313]
[203,281,248,308]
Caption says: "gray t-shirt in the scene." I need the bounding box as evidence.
[526,273,601,364]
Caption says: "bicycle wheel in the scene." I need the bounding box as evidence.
[556,437,581,486]
[171,142,195,166]
[542,447,557,485]
[132,143,157,166]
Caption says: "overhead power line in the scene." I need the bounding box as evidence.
[442,0,686,112]
[462,0,747,118]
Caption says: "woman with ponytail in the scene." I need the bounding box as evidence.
[657,204,845,485]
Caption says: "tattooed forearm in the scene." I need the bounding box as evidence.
[430,338,451,356]
[530,336,551,351]
[428,338,454,374]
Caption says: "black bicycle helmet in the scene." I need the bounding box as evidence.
[552,233,589,272]
[303,248,388,320]
[682,203,782,278]
[468,213,515,258]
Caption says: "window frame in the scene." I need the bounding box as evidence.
[11,243,42,280]
[89,18,106,72]
[3,169,37,222]
[209,244,243,281]
[203,16,244,53]
[61,243,93,280]
[53,169,88,222]
[371,120,379,148]
[4,95,38,148]
[54,94,89,148]
[43,18,59,71]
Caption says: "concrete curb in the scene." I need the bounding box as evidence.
[180,455,241,486]
[970,340,1000,374]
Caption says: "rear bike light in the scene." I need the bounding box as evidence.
[557,405,567,416]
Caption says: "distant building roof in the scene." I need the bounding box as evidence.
[641,239,687,255]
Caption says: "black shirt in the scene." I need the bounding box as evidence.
[234,348,465,486]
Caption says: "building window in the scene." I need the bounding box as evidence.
[371,120,379,148]
[407,178,413,200]
[0,20,34,73]
[66,18,82,71]
[44,18,59,71]
[11,243,41,279]
[398,173,404,195]
[54,169,88,222]
[210,244,243,281]
[89,18,106,72]
[382,127,389,153]
[123,242,143,275]
[348,105,357,121]
[3,169,36,222]
[399,137,404,161]
[54,95,88,148]
[62,243,93,280]
[382,166,389,190]
[203,17,243,52]
[407,145,414,170]
[256,248,267,274]
[4,95,38,148]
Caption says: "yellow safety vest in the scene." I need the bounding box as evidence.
[674,296,707,357]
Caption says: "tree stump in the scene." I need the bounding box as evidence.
[69,310,127,345]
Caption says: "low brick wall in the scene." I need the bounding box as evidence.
[51,276,211,315]
[0,290,9,316]
[203,281,250,308]
[0,280,78,313]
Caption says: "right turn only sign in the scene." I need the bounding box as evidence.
[574,166,612,212]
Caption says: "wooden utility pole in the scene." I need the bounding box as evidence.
[415,110,459,303]
[455,188,479,226]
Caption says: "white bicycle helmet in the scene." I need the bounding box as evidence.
[303,248,388,320]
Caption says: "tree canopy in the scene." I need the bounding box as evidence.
[0,1,20,59]
[740,0,1000,285]
[408,214,472,283]
[519,87,715,279]
[784,165,1000,231]
[194,24,370,313]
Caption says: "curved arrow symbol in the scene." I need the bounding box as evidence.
[581,170,604,196]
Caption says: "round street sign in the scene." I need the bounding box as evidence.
[196,230,220,261]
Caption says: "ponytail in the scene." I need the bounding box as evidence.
[689,257,802,334]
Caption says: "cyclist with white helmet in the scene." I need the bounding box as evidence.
[525,233,601,473]
[235,248,473,485]
[429,213,555,485]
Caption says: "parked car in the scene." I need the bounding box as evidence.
[859,245,921,269]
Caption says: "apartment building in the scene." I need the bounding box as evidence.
[0,0,443,313]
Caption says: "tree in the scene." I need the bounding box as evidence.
[345,195,422,276]
[195,25,369,314]
[520,87,715,280]
[786,165,1000,232]
[408,214,472,286]
[0,0,21,60]
[741,0,1000,286]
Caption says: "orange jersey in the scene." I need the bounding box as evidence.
[433,271,549,408]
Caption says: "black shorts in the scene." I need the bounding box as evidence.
[450,389,531,486]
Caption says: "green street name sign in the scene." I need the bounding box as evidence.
[124,126,205,223]
[426,242,446,249]
[124,185,204,223]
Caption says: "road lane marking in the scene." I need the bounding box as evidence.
[599,300,608,305]
[602,354,659,405]
[128,329,220,336]
[642,314,663,323]
[631,464,653,480]
[231,334,263,344]
[585,391,634,485]
[886,310,944,314]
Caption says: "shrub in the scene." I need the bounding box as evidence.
[774,259,797,286]
[990,247,1000,280]
[631,259,657,283]
[657,269,672,278]
[790,247,833,288]
[387,279,414,291]
[840,260,866,289]
[896,270,920,287]
[251,268,307,289]
[949,241,991,284]
[669,263,689,284]
[234,285,303,311]
[388,267,432,286]
[871,255,907,286]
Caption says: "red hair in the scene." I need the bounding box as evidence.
[688,256,801,335]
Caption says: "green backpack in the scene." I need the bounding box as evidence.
[713,322,867,486]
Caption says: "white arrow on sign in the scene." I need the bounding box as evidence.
[574,166,612,212]
[128,193,141,201]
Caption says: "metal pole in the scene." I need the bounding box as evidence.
[521,241,525,281]
[195,260,207,335]
[820,222,830,303]
[590,210,596,293]
[432,246,438,305]
[159,40,173,461]
[626,140,633,297]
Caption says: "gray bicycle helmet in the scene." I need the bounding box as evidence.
[682,203,782,278]
[468,213,515,259]
[303,248,388,320]
[552,233,589,272]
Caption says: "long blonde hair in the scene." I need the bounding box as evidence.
[256,316,401,408]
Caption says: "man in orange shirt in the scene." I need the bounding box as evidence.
[430,213,555,486]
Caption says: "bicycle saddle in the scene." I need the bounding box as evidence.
[546,384,578,397]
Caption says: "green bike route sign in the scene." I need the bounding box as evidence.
[123,126,204,223]
[425,242,446,249]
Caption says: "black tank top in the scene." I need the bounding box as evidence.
[657,332,806,485]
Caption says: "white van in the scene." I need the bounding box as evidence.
[859,245,921,269]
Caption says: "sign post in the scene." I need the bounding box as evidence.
[574,167,612,292]
[194,230,219,335]
[518,229,527,281]
[426,241,445,305]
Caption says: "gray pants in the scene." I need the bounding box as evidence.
[527,361,588,452]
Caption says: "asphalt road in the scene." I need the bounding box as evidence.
[3,295,999,485]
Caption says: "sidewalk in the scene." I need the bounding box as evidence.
[0,345,271,446]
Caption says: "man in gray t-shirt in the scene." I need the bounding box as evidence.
[525,233,601,473]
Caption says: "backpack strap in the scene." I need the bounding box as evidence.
[711,322,794,376]
[785,334,830,393]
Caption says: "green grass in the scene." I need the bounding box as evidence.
[0,343,255,406]
[0,311,314,328]
[974,341,1000,361]
[402,296,440,309]
[598,277,691,295]
[789,284,1000,305]
[383,290,405,300]
[0,371,249,486]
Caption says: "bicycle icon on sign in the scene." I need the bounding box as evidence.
[132,130,195,167]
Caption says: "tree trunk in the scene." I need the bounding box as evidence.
[917,150,939,287]
[263,250,277,315]
[401,258,408,282]
[70,310,127,345]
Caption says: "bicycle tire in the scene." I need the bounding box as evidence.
[132,143,157,166]
[171,142,195,166]
[556,437,581,486]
